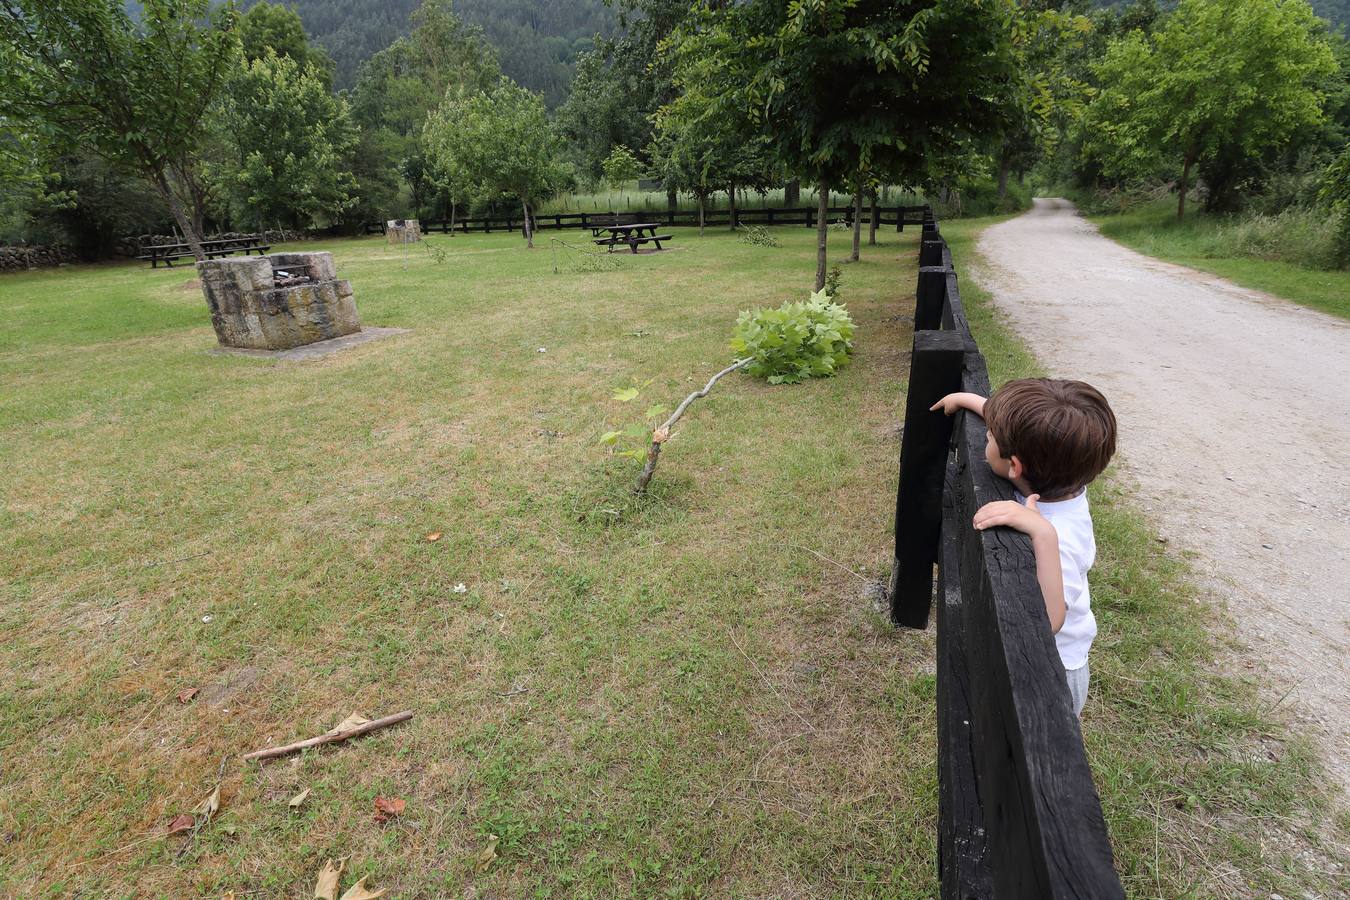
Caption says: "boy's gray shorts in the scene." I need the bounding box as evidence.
[1066,662,1090,717]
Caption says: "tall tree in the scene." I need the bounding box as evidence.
[238,0,335,85]
[347,0,500,221]
[0,0,239,259]
[423,79,568,248]
[1082,0,1338,218]
[210,49,357,230]
[670,0,1019,289]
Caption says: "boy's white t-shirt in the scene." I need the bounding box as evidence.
[1017,489,1097,670]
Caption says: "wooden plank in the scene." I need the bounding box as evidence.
[890,328,966,628]
[952,350,1123,899]
[937,449,993,897]
[920,235,946,268]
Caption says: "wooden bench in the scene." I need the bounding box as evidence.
[593,231,674,253]
[588,214,643,237]
[138,238,271,268]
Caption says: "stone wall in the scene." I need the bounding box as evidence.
[198,251,360,351]
[0,244,78,273]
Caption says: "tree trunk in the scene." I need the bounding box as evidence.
[850,187,862,262]
[729,181,738,230]
[868,190,879,245]
[1177,152,1194,220]
[815,179,829,291]
[151,167,205,261]
[449,198,456,237]
[522,198,533,247]
[784,178,800,207]
[667,188,677,214]
[997,154,1010,200]
[698,194,705,236]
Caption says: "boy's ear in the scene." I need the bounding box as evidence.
[1007,454,1025,481]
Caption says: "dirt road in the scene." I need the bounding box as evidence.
[976,198,1350,792]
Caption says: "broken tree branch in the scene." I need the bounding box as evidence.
[242,710,414,762]
[634,357,752,495]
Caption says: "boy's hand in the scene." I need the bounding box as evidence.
[973,495,1053,539]
[929,392,986,417]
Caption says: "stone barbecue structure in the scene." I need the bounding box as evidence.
[386,218,421,245]
[197,251,360,351]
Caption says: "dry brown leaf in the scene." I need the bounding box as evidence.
[337,876,386,900]
[176,687,198,704]
[474,834,499,873]
[332,712,369,734]
[193,785,220,822]
[313,856,348,900]
[288,788,311,809]
[425,531,442,542]
[166,813,194,835]
[372,796,405,823]
[652,426,670,444]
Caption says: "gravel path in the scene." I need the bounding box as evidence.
[975,198,1350,793]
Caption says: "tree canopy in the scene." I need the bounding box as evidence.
[1083,0,1338,217]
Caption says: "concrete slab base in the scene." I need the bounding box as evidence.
[210,326,409,361]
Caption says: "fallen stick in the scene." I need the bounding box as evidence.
[634,357,752,495]
[242,710,414,762]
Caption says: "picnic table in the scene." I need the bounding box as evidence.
[593,223,674,254]
[138,236,272,268]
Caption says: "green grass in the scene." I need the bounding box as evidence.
[943,216,1347,898]
[1088,200,1350,321]
[0,222,1341,896]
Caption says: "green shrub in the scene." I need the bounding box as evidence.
[730,290,855,385]
[824,264,842,299]
[738,224,780,247]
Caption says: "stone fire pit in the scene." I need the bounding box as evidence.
[198,251,360,351]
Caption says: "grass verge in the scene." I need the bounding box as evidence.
[1087,200,1350,321]
[944,216,1347,898]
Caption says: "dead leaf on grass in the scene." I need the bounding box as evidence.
[177,687,198,704]
[166,813,194,835]
[474,834,499,873]
[372,796,405,823]
[193,785,220,822]
[338,876,386,900]
[332,712,369,734]
[288,788,311,809]
[425,532,442,542]
[313,856,348,900]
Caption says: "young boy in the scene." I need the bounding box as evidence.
[930,379,1117,717]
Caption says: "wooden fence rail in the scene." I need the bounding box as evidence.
[892,210,1124,898]
[363,205,929,236]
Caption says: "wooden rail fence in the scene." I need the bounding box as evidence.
[892,209,1124,898]
[363,205,929,236]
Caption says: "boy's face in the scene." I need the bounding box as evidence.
[985,430,1013,480]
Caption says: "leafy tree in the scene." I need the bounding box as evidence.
[210,49,357,230]
[423,79,568,247]
[670,0,1019,289]
[601,145,643,189]
[555,0,690,182]
[1083,0,1338,217]
[1320,144,1350,265]
[0,0,239,259]
[347,0,500,221]
[238,0,335,86]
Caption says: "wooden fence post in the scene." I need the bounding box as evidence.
[920,235,946,268]
[916,265,954,331]
[891,329,965,628]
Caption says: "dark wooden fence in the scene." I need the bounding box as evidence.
[363,205,929,236]
[892,210,1124,898]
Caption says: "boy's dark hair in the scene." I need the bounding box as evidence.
[984,378,1116,499]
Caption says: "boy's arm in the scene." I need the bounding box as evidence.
[929,392,987,417]
[972,495,1067,633]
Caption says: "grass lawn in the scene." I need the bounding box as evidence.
[0,222,1341,896]
[1088,201,1350,321]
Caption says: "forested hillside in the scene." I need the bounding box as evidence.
[1093,0,1347,27]
[240,0,616,100]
